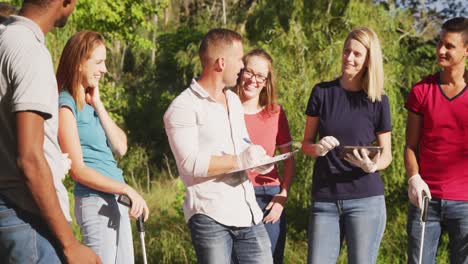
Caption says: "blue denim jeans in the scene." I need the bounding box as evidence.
[307,195,386,264]
[254,185,286,264]
[407,199,468,264]
[188,214,273,264]
[0,195,62,263]
[75,193,134,264]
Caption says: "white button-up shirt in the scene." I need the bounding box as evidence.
[164,79,263,227]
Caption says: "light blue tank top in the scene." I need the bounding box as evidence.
[59,91,124,196]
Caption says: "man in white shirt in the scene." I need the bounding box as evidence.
[0,1,100,263]
[164,28,273,264]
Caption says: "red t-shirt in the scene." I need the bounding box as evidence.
[405,74,468,200]
[244,105,292,187]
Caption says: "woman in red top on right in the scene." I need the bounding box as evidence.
[405,16,468,264]
[235,48,295,264]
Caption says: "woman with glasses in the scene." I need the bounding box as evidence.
[56,31,149,263]
[301,27,392,264]
[234,49,295,264]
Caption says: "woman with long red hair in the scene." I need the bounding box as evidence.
[56,30,149,264]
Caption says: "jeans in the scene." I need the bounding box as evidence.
[307,195,386,264]
[254,185,286,264]
[75,193,134,264]
[407,199,468,264]
[188,214,273,264]
[0,195,62,263]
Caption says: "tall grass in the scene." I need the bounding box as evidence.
[133,180,450,263]
[67,177,448,264]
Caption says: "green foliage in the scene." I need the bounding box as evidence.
[5,0,20,7]
[72,0,164,50]
[121,26,204,169]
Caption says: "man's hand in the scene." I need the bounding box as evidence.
[316,136,340,156]
[252,163,274,174]
[64,241,102,264]
[251,155,274,174]
[408,174,432,209]
[236,145,266,170]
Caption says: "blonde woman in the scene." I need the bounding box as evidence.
[301,27,392,263]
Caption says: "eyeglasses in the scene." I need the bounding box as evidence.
[242,68,268,84]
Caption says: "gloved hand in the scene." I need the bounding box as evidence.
[344,148,379,173]
[407,174,432,209]
[316,136,340,156]
[236,144,267,170]
[251,156,274,174]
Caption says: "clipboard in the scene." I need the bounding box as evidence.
[227,150,299,173]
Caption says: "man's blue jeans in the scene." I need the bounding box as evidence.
[0,195,62,263]
[307,195,386,264]
[188,214,273,264]
[407,199,468,264]
[254,185,286,264]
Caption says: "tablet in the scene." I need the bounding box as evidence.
[339,146,382,159]
[228,150,299,173]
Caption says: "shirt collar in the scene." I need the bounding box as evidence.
[9,15,45,44]
[189,78,237,103]
[189,78,210,98]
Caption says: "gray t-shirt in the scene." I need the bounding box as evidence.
[0,16,70,221]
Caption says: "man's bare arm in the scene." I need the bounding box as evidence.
[16,111,100,263]
[404,111,422,178]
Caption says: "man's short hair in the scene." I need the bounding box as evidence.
[198,28,242,67]
[442,17,468,45]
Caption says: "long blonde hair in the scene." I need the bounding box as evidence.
[344,27,384,102]
[235,48,278,114]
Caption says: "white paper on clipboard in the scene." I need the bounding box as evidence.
[227,150,299,173]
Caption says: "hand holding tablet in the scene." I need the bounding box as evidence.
[339,146,382,159]
[341,146,382,173]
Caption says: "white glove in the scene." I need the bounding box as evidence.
[236,145,266,170]
[408,174,432,209]
[316,136,340,156]
[251,156,274,175]
[344,148,379,173]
